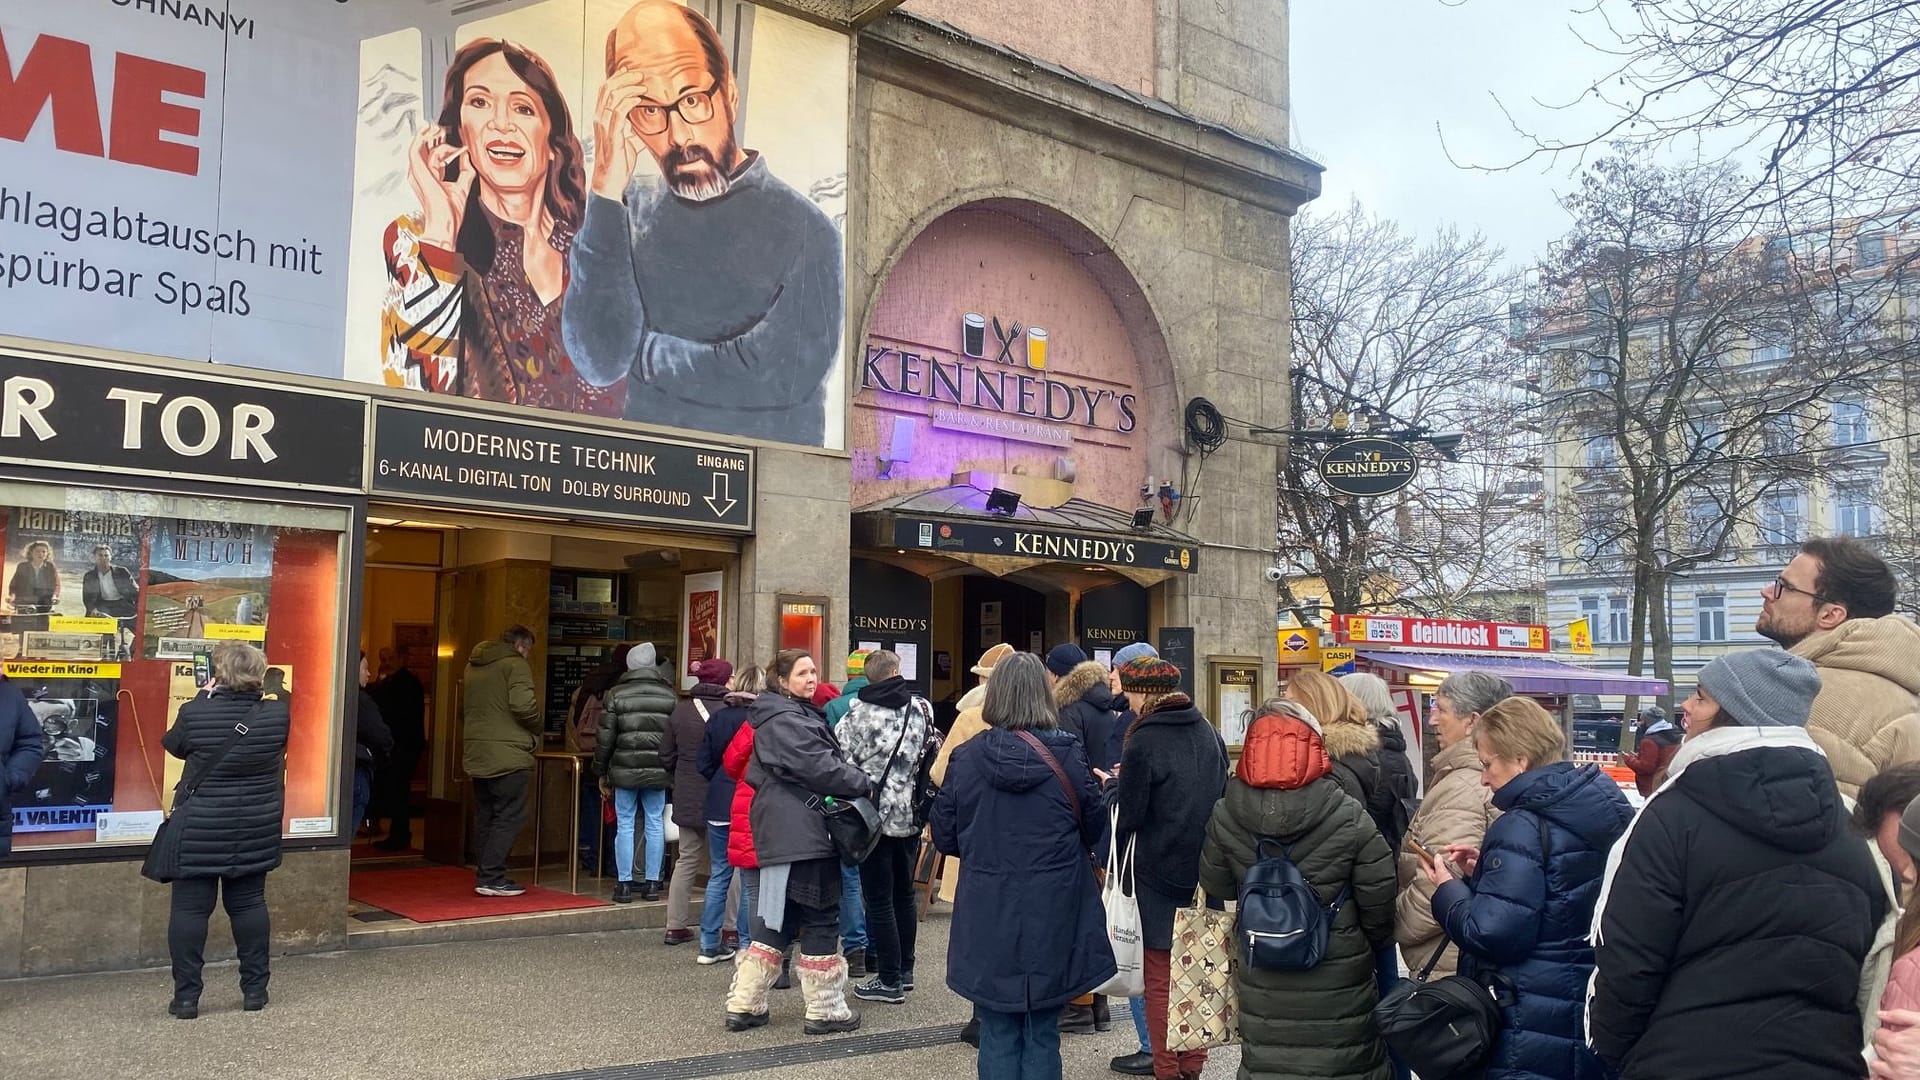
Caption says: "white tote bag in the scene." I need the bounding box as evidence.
[1095,805,1146,997]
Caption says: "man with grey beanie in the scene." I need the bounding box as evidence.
[1588,649,1889,1079]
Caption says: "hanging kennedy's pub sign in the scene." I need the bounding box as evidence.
[1317,438,1419,497]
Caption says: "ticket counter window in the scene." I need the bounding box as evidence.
[779,599,828,659]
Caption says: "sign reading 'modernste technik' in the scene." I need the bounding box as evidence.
[369,401,755,533]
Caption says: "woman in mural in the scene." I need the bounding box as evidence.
[379,39,619,416]
[9,541,59,630]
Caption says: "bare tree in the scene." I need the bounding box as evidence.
[1483,0,1920,216]
[1279,200,1537,618]
[1535,154,1913,723]
[1389,465,1549,620]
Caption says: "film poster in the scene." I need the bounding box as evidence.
[8,660,120,834]
[1,507,145,658]
[144,520,274,660]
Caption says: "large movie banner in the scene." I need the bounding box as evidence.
[0,0,850,449]
[7,660,119,833]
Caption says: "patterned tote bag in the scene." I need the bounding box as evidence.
[1167,886,1239,1051]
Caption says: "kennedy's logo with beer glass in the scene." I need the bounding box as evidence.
[963,312,1049,371]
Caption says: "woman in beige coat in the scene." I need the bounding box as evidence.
[1395,670,1511,978]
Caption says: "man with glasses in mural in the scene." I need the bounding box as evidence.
[564,0,843,446]
[1756,536,1920,797]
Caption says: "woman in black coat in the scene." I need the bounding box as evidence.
[1109,656,1230,1080]
[934,651,1115,1080]
[724,649,871,1037]
[161,642,291,1019]
[1589,650,1887,1080]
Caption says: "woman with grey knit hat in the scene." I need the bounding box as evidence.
[1588,649,1890,1080]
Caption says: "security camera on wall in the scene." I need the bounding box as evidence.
[1263,567,1285,583]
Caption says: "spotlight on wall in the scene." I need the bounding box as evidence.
[986,488,1022,515]
[877,416,916,479]
[1131,507,1155,529]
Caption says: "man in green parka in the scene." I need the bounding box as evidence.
[463,625,541,898]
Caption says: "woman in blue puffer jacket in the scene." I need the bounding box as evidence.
[1420,696,1633,1080]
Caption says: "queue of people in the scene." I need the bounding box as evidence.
[125,532,1920,1080]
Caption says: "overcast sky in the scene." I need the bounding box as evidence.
[1290,0,1623,266]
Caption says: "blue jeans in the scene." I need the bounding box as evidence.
[977,1005,1064,1080]
[1129,996,1149,1054]
[700,823,752,951]
[614,787,667,883]
[840,861,868,950]
[351,767,373,833]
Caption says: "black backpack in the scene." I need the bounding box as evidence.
[1372,813,1552,1079]
[1237,839,1349,970]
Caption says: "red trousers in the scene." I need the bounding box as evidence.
[1143,947,1209,1080]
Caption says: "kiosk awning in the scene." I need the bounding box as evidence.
[1358,652,1669,697]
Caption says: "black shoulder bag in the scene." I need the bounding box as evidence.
[811,713,911,866]
[141,707,258,884]
[1372,813,1551,1080]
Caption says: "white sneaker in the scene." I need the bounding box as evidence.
[698,945,738,966]
[475,880,527,897]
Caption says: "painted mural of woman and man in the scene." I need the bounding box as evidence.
[377,0,844,445]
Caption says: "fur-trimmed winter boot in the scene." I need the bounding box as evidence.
[723,943,783,1031]
[796,952,862,1036]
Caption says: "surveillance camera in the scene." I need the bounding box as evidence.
[1263,566,1285,583]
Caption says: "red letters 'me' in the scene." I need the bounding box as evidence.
[0,28,206,177]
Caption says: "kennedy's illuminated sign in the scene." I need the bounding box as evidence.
[860,312,1137,437]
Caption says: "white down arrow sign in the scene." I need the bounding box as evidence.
[705,472,737,518]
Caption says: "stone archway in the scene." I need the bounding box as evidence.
[850,196,1182,513]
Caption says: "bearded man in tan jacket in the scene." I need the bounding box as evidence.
[1758,536,1920,797]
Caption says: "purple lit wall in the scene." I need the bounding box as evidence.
[853,206,1151,510]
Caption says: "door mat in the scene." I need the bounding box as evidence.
[348,865,607,923]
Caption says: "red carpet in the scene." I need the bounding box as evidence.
[348,865,607,922]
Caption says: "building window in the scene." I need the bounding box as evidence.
[1833,398,1871,447]
[1586,286,1613,325]
[1859,232,1888,269]
[1581,596,1602,639]
[1687,497,1722,549]
[1607,595,1632,644]
[1765,237,1791,281]
[1752,336,1791,364]
[1760,490,1806,546]
[1762,413,1798,456]
[1585,434,1618,469]
[1835,484,1875,537]
[1696,594,1727,642]
[1583,354,1611,388]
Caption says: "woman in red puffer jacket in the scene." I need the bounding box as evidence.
[724,721,760,871]
[723,715,794,986]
